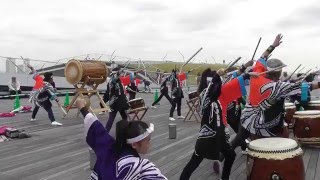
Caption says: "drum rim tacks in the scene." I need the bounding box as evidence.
[247,138,303,160]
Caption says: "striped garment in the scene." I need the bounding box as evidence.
[29,70,56,106]
[241,58,304,137]
[84,113,167,180]
[241,81,302,137]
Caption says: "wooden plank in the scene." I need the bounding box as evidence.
[305,148,319,180]
[314,149,320,180]
[303,148,312,172]
[1,94,320,180]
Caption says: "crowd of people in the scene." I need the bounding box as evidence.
[23,33,320,180]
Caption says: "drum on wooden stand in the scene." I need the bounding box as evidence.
[128,98,146,110]
[185,91,200,122]
[293,110,320,144]
[247,138,304,180]
[305,100,320,110]
[127,98,148,121]
[65,59,107,85]
[188,91,199,100]
[63,59,109,117]
[285,102,296,128]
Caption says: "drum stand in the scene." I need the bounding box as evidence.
[64,77,109,117]
[127,107,148,121]
[184,97,200,123]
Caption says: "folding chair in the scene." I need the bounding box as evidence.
[184,91,201,122]
[127,98,148,121]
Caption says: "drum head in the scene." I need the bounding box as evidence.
[65,60,83,85]
[247,138,302,160]
[249,138,297,151]
[295,110,320,115]
[285,102,294,106]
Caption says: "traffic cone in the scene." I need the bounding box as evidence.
[64,91,70,108]
[14,92,21,110]
[154,89,160,105]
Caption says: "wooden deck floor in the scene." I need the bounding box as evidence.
[0,94,320,180]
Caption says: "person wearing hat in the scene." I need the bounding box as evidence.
[103,67,129,132]
[180,68,253,180]
[75,98,167,180]
[27,64,62,126]
[232,34,320,149]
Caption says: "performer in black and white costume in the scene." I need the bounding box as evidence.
[169,69,184,121]
[150,74,172,108]
[103,68,129,132]
[27,64,62,126]
[232,34,320,150]
[180,69,249,180]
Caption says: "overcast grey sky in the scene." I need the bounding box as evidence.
[0,0,319,71]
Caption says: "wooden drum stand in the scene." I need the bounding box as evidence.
[64,59,109,117]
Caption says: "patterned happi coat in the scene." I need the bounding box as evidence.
[195,76,246,159]
[84,113,167,180]
[241,58,307,137]
[29,71,56,109]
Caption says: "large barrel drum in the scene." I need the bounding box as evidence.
[293,110,320,144]
[247,138,304,180]
[285,102,296,128]
[64,59,108,85]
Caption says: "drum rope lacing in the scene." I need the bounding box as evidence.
[247,145,300,154]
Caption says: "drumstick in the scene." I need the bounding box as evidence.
[267,53,272,60]
[126,86,141,94]
[258,65,287,76]
[298,70,313,83]
[180,47,203,73]
[55,99,67,115]
[251,37,262,60]
[225,57,241,72]
[303,69,312,75]
[285,64,302,81]
[296,67,305,74]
